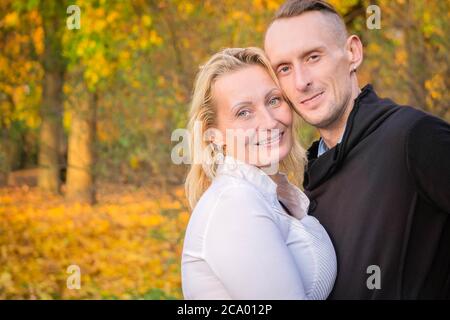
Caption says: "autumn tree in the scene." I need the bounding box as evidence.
[0,1,44,182]
[63,0,162,203]
[37,0,67,193]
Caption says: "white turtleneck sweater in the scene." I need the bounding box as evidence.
[181,156,337,300]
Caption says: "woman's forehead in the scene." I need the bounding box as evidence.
[212,66,277,105]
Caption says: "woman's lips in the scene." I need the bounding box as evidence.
[255,131,284,146]
[300,91,325,105]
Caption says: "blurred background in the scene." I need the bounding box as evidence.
[0,0,448,299]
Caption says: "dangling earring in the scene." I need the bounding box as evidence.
[213,143,225,163]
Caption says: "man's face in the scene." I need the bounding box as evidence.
[264,11,354,129]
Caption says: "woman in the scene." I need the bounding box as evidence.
[181,47,336,299]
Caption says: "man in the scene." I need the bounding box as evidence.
[264,0,450,299]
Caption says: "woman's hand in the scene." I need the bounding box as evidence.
[271,172,310,220]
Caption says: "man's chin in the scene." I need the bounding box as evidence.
[297,107,340,129]
[298,113,330,128]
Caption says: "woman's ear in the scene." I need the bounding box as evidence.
[346,35,363,73]
[204,127,224,149]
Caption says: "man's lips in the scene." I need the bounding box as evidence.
[300,91,324,104]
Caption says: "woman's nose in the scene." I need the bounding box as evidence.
[257,107,278,130]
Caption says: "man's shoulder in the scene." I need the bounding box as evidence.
[378,104,449,156]
[379,103,443,136]
[387,103,427,123]
[405,110,450,149]
[390,104,447,132]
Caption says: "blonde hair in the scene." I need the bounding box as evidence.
[185,47,306,210]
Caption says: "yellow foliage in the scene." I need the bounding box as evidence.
[230,10,252,23]
[141,15,152,27]
[0,185,189,299]
[3,12,19,27]
[93,19,107,33]
[178,2,194,15]
[106,12,119,25]
[32,27,44,55]
[395,50,407,66]
[267,0,282,11]
[149,30,163,46]
[425,74,446,109]
[129,155,140,169]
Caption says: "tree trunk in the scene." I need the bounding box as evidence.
[38,0,66,193]
[0,95,18,180]
[66,90,97,204]
[38,71,64,192]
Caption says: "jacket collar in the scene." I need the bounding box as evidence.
[304,84,401,190]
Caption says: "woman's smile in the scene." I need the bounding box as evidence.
[254,130,285,146]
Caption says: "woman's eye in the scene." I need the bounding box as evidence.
[237,110,250,118]
[269,97,281,107]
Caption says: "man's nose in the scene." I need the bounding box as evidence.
[294,65,312,92]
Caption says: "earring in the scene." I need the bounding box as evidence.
[213,143,225,163]
[213,143,226,156]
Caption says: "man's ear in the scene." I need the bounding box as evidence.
[345,35,363,73]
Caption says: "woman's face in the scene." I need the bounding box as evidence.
[211,65,293,168]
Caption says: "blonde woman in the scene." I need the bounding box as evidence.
[181,47,336,300]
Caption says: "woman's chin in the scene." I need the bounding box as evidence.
[251,145,291,169]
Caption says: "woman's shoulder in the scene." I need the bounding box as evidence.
[184,175,273,252]
[195,175,268,214]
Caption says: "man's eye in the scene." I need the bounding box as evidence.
[278,66,290,74]
[308,55,320,62]
[268,97,281,107]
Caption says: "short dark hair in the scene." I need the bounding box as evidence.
[274,0,340,19]
[271,0,348,45]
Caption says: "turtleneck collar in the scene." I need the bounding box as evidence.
[216,155,279,205]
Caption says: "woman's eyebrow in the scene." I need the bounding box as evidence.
[231,88,280,111]
[231,100,252,111]
[265,88,281,101]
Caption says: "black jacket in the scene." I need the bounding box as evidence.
[304,84,450,299]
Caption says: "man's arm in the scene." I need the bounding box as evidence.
[406,114,450,213]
